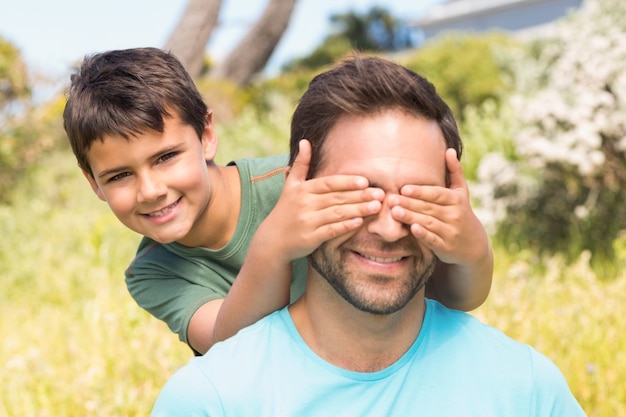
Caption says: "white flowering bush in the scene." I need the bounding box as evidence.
[474,0,626,266]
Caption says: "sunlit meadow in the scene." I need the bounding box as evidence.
[1,136,624,416]
[3,2,626,409]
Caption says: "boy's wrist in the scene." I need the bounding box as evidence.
[251,221,293,265]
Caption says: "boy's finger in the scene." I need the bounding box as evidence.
[287,139,312,183]
[308,176,378,195]
[446,148,466,191]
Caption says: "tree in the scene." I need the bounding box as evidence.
[211,0,297,86]
[164,0,223,79]
[165,0,297,85]
[284,6,413,71]
[330,6,412,52]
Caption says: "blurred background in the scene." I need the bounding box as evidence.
[1,0,624,415]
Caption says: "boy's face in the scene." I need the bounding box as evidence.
[308,108,446,314]
[84,112,217,245]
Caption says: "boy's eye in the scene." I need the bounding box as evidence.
[108,172,131,183]
[157,152,178,164]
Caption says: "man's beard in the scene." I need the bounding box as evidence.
[308,239,438,315]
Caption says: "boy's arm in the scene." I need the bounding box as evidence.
[424,246,493,311]
[191,140,383,354]
[390,148,493,311]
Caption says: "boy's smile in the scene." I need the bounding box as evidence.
[142,197,182,221]
[84,114,219,246]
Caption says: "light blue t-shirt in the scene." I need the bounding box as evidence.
[151,299,586,417]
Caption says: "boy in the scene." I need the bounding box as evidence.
[63,47,493,355]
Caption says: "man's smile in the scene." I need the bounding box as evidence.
[356,252,405,263]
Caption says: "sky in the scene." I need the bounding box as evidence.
[0,0,443,93]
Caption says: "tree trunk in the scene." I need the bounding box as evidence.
[211,0,297,86]
[164,0,223,78]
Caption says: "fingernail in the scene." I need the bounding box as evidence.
[356,177,368,188]
[371,189,384,200]
[369,200,382,213]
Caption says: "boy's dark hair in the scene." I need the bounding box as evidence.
[289,55,462,181]
[63,47,208,176]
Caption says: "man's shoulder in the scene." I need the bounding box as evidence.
[151,310,290,417]
[423,300,585,414]
[198,309,291,368]
[425,300,574,389]
[425,299,531,355]
[214,309,288,350]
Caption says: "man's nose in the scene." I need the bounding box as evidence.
[137,173,167,203]
[366,195,409,242]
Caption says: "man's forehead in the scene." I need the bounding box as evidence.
[317,110,447,187]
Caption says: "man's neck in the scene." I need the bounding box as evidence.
[289,284,426,373]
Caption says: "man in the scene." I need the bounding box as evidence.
[151,56,586,416]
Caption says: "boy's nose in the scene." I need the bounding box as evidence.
[366,195,409,242]
[137,174,167,203]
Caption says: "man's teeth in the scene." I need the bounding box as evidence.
[361,254,402,263]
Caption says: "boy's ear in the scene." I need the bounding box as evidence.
[81,168,107,201]
[202,110,218,161]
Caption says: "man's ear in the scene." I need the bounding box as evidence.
[81,168,106,201]
[202,109,219,162]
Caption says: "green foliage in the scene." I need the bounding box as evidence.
[0,37,64,204]
[214,91,294,163]
[472,0,626,269]
[329,6,413,51]
[253,67,318,104]
[401,31,519,121]
[492,167,626,273]
[282,37,353,72]
[458,99,519,180]
[195,73,305,163]
[196,76,252,124]
[0,94,65,203]
[0,36,30,107]
[283,6,413,71]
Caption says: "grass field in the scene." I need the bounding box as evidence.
[1,149,624,416]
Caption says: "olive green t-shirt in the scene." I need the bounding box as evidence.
[125,155,307,347]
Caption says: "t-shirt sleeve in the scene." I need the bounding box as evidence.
[529,347,588,416]
[125,241,233,346]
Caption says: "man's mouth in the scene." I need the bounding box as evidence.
[357,252,404,263]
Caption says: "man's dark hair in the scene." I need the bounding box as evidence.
[289,55,462,181]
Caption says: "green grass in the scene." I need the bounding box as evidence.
[0,151,190,416]
[1,148,624,416]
